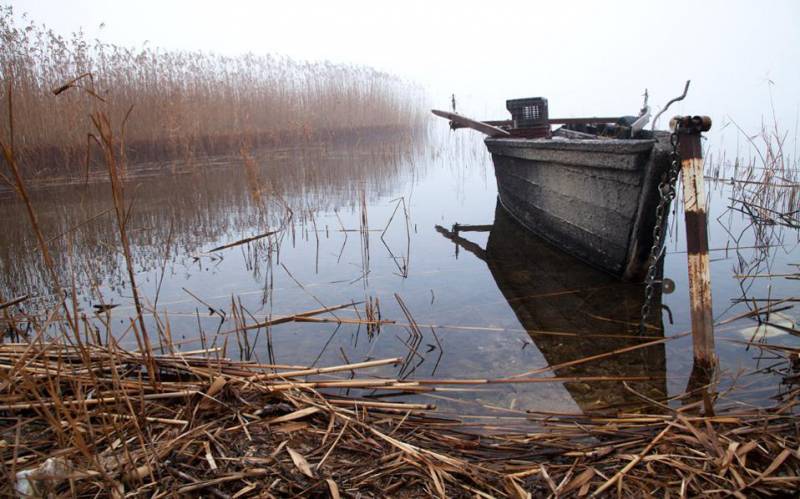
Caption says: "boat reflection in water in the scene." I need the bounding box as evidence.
[437,202,667,415]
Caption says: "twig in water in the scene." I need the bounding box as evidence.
[207,230,278,253]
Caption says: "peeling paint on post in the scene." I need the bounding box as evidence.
[672,115,716,368]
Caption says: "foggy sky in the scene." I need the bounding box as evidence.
[9,0,800,155]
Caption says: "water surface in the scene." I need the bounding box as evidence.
[2,131,798,423]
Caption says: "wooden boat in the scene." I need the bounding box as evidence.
[436,203,667,414]
[434,98,672,282]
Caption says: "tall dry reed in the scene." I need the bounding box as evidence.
[0,6,426,178]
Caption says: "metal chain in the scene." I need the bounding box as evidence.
[639,132,681,333]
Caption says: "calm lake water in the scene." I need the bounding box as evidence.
[1,130,798,422]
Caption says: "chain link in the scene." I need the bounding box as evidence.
[639,132,681,333]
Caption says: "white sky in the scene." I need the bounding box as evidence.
[9,0,800,153]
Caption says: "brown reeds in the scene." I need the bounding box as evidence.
[0,6,425,179]
[708,109,800,333]
[1,327,799,497]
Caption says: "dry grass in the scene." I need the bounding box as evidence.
[703,112,800,320]
[0,6,425,178]
[708,114,799,228]
[0,321,798,498]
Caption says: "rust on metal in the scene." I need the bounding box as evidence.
[670,115,712,135]
[683,211,710,255]
[674,115,715,368]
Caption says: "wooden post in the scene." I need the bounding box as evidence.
[672,116,716,368]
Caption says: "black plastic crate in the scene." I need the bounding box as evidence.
[506,97,549,129]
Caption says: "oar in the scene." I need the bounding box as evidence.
[431,109,510,137]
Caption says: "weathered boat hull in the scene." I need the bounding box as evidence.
[484,134,671,281]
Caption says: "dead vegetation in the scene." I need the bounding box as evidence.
[708,109,800,330]
[0,6,425,179]
[0,323,798,498]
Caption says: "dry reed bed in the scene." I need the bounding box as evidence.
[0,6,425,177]
[1,329,798,498]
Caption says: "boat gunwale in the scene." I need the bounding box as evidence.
[484,136,658,154]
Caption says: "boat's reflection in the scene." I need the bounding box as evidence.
[436,201,667,415]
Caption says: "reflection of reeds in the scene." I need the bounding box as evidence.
[0,139,424,305]
[381,196,411,277]
[0,6,425,178]
[365,295,382,338]
[358,186,370,284]
[240,147,264,206]
[1,79,78,338]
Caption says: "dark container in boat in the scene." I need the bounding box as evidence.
[506,97,551,138]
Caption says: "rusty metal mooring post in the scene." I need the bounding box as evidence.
[672,115,716,368]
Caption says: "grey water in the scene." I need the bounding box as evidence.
[1,129,798,422]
